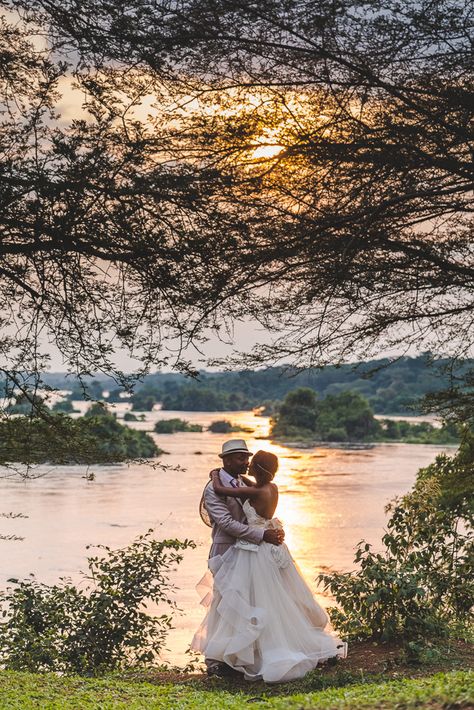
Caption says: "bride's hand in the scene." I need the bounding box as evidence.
[210,470,221,491]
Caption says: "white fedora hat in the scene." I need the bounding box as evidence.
[218,439,253,458]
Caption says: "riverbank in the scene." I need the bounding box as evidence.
[0,640,472,709]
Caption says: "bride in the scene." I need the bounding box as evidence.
[191,450,347,682]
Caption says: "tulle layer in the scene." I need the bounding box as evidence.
[191,542,347,682]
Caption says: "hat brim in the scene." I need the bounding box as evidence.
[218,449,253,458]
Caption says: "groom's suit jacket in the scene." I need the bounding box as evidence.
[204,469,264,558]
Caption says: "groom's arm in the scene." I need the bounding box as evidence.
[204,485,264,545]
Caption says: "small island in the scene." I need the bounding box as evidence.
[271,388,459,445]
[154,418,203,433]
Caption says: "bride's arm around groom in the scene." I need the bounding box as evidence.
[204,480,266,558]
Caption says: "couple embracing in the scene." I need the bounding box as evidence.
[191,439,347,683]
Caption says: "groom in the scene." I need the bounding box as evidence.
[202,439,284,676]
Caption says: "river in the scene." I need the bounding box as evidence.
[0,405,456,667]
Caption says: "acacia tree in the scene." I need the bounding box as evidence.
[1,0,474,414]
[0,4,273,395]
[0,5,268,468]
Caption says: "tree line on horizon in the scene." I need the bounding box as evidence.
[28,354,471,416]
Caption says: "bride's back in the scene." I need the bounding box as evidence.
[248,481,279,519]
[247,451,280,519]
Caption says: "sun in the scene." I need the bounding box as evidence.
[250,130,285,160]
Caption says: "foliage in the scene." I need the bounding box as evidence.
[0,668,472,709]
[161,386,251,412]
[81,404,159,460]
[154,418,202,433]
[271,388,460,443]
[5,394,46,415]
[272,388,379,442]
[207,420,247,433]
[0,531,195,675]
[272,388,319,438]
[65,382,104,402]
[51,400,76,414]
[0,405,160,464]
[131,390,160,412]
[319,435,474,642]
[1,355,468,465]
[379,419,459,445]
[11,0,470,373]
[118,355,466,416]
[0,1,472,464]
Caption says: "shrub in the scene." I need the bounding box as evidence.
[325,427,348,442]
[271,388,380,441]
[272,388,318,437]
[154,419,203,433]
[5,393,46,415]
[208,420,233,433]
[0,531,195,675]
[131,392,158,411]
[319,433,474,642]
[0,406,160,464]
[51,400,76,414]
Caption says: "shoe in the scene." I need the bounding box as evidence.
[206,661,242,677]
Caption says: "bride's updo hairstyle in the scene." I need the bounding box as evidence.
[250,450,279,484]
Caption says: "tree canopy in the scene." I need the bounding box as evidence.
[271,386,459,443]
[0,0,472,422]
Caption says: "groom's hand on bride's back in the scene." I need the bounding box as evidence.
[263,529,285,545]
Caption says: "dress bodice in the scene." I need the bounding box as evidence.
[243,499,266,527]
[243,499,282,531]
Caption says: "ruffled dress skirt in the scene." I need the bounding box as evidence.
[191,511,347,682]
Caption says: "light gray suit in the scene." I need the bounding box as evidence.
[203,476,264,558]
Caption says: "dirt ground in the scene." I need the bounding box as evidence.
[123,638,474,689]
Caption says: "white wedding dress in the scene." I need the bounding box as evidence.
[192,500,347,682]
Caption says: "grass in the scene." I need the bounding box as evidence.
[0,669,472,709]
[0,639,472,708]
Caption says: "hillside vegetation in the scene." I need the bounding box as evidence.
[36,355,467,414]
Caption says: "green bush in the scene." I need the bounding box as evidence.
[160,385,251,411]
[130,386,164,411]
[325,427,348,442]
[272,388,460,444]
[5,394,46,415]
[319,433,474,642]
[273,388,319,436]
[272,388,379,441]
[51,400,76,414]
[0,405,160,464]
[0,531,195,675]
[154,418,203,433]
[378,419,459,444]
[208,420,234,433]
